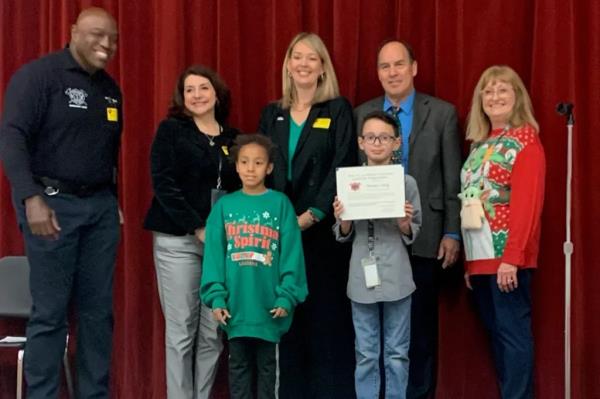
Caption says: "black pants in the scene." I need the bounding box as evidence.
[407,256,440,399]
[15,190,120,399]
[229,337,277,399]
[278,223,356,399]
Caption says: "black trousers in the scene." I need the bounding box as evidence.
[229,337,277,399]
[407,256,440,399]
[278,223,356,399]
[15,191,120,399]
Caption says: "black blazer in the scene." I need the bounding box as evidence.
[258,96,357,216]
[354,93,462,258]
[143,116,240,235]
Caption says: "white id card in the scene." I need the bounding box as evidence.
[361,256,381,288]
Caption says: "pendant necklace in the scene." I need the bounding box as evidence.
[204,124,222,147]
[205,134,216,146]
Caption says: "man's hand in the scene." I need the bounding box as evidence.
[464,271,473,290]
[437,236,460,268]
[25,195,61,240]
[118,207,124,225]
[270,307,288,318]
[212,308,231,325]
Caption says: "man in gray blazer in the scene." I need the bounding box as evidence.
[354,40,462,399]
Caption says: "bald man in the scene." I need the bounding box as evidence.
[0,7,122,398]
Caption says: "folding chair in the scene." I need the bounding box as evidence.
[0,256,74,399]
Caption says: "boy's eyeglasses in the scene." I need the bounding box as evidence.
[361,135,396,145]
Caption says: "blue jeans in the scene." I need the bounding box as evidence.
[15,190,119,399]
[471,270,534,399]
[351,296,411,399]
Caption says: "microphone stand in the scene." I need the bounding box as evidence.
[556,102,574,399]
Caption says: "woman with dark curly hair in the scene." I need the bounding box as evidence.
[144,65,240,399]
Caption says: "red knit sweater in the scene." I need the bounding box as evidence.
[461,124,546,275]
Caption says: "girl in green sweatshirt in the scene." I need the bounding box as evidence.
[201,134,308,399]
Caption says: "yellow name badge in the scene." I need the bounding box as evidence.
[221,146,229,156]
[313,117,331,129]
[106,107,118,122]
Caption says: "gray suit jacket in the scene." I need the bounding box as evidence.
[354,92,462,258]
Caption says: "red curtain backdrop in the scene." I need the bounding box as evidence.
[1,1,598,398]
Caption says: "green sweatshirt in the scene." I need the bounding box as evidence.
[200,189,308,343]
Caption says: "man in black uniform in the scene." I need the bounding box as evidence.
[0,7,121,399]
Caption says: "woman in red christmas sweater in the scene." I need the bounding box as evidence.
[460,65,545,399]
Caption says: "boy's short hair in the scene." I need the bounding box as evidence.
[361,111,400,137]
[230,133,275,163]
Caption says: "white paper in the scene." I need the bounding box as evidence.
[0,336,27,344]
[336,164,405,221]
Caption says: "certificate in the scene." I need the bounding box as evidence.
[336,164,405,220]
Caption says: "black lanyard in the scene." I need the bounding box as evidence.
[216,155,222,190]
[367,220,375,256]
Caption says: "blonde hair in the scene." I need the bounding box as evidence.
[465,65,539,142]
[280,32,339,109]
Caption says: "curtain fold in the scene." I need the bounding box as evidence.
[1,1,597,398]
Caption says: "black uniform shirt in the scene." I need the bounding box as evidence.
[0,48,123,202]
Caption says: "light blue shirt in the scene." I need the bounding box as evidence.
[383,90,460,242]
[383,89,415,171]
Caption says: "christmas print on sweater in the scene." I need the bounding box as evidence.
[200,189,308,342]
[225,210,280,267]
[461,124,538,261]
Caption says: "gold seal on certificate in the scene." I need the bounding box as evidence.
[336,164,405,221]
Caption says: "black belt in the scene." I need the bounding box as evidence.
[34,176,111,197]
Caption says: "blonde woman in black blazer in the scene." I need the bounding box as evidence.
[258,32,358,399]
[144,65,239,399]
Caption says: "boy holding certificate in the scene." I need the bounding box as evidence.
[333,111,422,399]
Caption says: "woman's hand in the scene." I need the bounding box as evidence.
[333,196,352,235]
[497,262,518,292]
[212,308,231,325]
[397,201,414,236]
[195,227,206,243]
[297,211,315,231]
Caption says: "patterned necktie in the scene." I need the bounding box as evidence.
[387,106,403,165]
